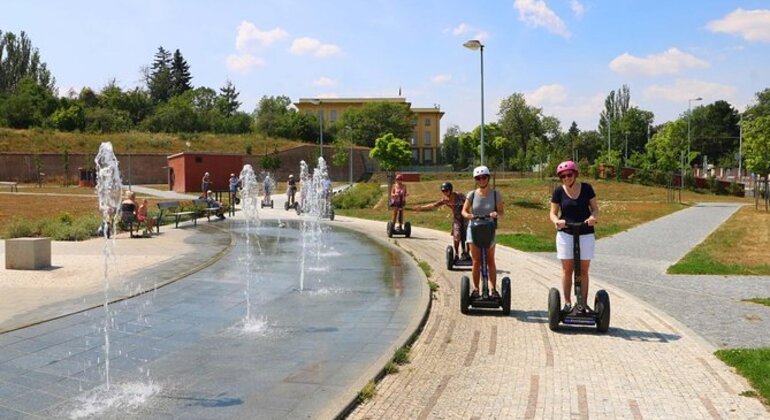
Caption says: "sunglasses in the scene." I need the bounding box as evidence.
[474,175,489,181]
[559,172,575,180]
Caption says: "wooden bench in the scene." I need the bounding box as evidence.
[156,201,199,231]
[0,181,18,192]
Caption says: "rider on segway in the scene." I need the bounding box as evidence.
[286,174,298,210]
[413,182,469,262]
[549,160,599,312]
[390,174,408,231]
[461,166,504,299]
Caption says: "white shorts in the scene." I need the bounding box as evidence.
[556,231,595,260]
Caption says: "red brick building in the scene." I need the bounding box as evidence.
[166,152,243,193]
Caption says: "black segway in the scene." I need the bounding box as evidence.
[460,216,511,315]
[548,222,610,332]
[284,188,298,211]
[446,223,471,270]
[386,207,410,237]
[261,195,274,208]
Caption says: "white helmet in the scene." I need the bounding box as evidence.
[473,165,490,178]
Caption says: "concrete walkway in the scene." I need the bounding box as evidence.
[347,209,769,418]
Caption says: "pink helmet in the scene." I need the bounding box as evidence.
[395,174,403,181]
[556,160,578,176]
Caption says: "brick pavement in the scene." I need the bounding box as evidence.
[343,219,769,419]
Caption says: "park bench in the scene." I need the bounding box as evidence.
[193,198,223,221]
[119,208,146,238]
[156,201,199,231]
[0,181,18,192]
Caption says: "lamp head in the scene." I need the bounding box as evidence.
[463,40,482,50]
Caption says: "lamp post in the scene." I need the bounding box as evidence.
[346,126,353,187]
[682,97,702,189]
[739,113,749,182]
[311,99,324,157]
[463,39,485,166]
[127,140,132,191]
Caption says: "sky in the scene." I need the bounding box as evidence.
[4,0,770,137]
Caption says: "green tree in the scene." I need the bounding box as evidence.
[217,80,240,117]
[170,49,193,97]
[121,87,153,125]
[369,133,411,177]
[743,116,770,177]
[497,93,543,158]
[146,46,173,103]
[567,121,580,161]
[689,100,739,168]
[49,104,85,131]
[645,120,688,172]
[441,124,463,169]
[0,30,56,94]
[254,95,292,136]
[338,101,414,147]
[1,77,58,128]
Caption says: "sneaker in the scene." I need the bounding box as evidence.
[490,289,500,298]
[562,303,572,312]
[470,289,480,298]
[219,214,226,220]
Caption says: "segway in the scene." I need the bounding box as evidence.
[386,208,410,238]
[548,222,610,332]
[261,195,274,208]
[460,216,511,315]
[446,223,472,270]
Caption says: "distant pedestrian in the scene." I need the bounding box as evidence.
[201,172,211,193]
[229,173,240,204]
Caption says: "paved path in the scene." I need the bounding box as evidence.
[539,202,770,349]
[346,211,769,418]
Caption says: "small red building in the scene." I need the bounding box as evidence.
[166,152,244,193]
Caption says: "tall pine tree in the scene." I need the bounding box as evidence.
[217,80,241,117]
[146,46,172,103]
[170,49,192,97]
[0,30,56,94]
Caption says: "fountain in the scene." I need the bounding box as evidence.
[236,164,268,333]
[297,157,334,292]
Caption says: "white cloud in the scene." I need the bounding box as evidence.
[312,77,337,87]
[235,21,288,52]
[290,37,341,57]
[609,48,708,76]
[525,84,568,105]
[570,0,584,17]
[452,23,470,35]
[225,54,265,74]
[707,8,770,42]
[513,0,571,39]
[643,79,736,103]
[432,74,452,84]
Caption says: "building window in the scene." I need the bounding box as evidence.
[411,135,417,146]
[424,131,431,146]
[423,148,433,163]
[411,149,419,163]
[425,118,431,126]
[330,110,337,122]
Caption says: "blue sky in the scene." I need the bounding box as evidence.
[4,0,770,137]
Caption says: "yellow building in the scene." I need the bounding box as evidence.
[294,97,444,165]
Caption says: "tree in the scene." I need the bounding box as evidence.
[1,77,57,128]
[497,93,543,158]
[0,30,56,94]
[369,133,411,177]
[743,116,770,177]
[217,80,240,117]
[598,84,631,150]
[645,120,688,172]
[689,100,739,168]
[49,104,85,131]
[146,47,172,103]
[170,49,192,97]
[567,121,580,161]
[338,101,414,147]
[441,124,463,169]
[254,95,292,136]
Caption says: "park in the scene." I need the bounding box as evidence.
[2,3,770,418]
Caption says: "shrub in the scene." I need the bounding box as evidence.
[331,183,383,209]
[3,219,36,238]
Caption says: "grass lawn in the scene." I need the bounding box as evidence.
[668,206,770,275]
[715,348,770,405]
[742,298,770,307]
[337,177,701,251]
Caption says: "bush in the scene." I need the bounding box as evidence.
[3,219,35,238]
[331,183,383,209]
[2,213,102,241]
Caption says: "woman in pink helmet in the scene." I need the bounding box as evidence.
[549,161,599,312]
[390,174,408,230]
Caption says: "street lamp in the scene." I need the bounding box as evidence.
[346,126,353,187]
[684,97,702,188]
[463,39,485,166]
[127,140,132,191]
[739,113,752,182]
[310,99,324,157]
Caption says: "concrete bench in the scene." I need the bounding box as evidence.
[0,181,18,192]
[5,238,51,270]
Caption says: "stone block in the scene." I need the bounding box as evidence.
[5,238,51,270]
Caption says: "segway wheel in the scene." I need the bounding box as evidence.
[548,288,561,331]
[460,275,470,314]
[501,277,511,315]
[445,246,455,271]
[404,222,411,238]
[329,209,335,221]
[284,201,290,211]
[386,221,394,238]
[295,205,302,216]
[595,289,611,333]
[270,201,274,208]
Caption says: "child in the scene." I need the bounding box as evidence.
[137,198,155,235]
